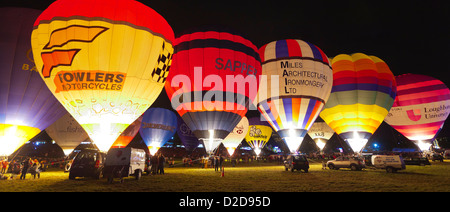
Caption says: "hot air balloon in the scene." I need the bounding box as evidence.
[0,7,67,156]
[307,119,335,151]
[257,39,333,154]
[31,0,174,152]
[222,116,249,156]
[245,117,273,156]
[384,74,450,151]
[110,115,143,149]
[176,116,201,154]
[320,53,397,153]
[139,108,177,155]
[165,26,261,154]
[45,113,89,155]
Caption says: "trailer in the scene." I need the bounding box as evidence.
[371,155,406,173]
[104,147,146,183]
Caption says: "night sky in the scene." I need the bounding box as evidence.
[2,0,450,145]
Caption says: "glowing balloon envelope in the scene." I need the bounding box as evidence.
[257,39,333,154]
[45,113,89,155]
[320,53,397,152]
[0,7,67,156]
[307,120,335,151]
[176,116,201,153]
[165,27,261,154]
[139,108,177,155]
[384,74,450,150]
[31,0,174,152]
[245,117,273,155]
[110,115,143,149]
[222,116,249,156]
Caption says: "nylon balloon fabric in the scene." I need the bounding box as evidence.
[31,0,174,152]
[0,7,66,156]
[384,74,450,141]
[139,108,177,155]
[245,117,273,155]
[320,53,397,141]
[165,26,261,141]
[257,39,333,153]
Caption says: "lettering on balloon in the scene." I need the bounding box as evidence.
[53,70,125,93]
[280,60,330,95]
[248,126,267,139]
[142,122,176,133]
[215,57,258,76]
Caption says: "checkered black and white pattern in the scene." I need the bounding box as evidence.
[151,42,172,83]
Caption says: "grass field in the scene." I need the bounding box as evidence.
[1,160,449,192]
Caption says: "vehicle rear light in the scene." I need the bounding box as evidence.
[95,160,100,168]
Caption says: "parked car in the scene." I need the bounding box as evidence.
[431,153,444,162]
[69,148,106,180]
[403,157,431,166]
[327,156,365,171]
[371,155,406,173]
[284,154,309,173]
[103,147,146,183]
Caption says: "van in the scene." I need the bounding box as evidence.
[371,155,405,173]
[103,147,146,183]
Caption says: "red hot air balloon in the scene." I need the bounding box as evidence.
[165,27,261,154]
[385,74,450,150]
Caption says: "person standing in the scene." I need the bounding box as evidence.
[219,154,224,171]
[214,156,219,172]
[158,154,165,175]
[151,154,158,175]
[1,159,8,174]
[20,158,31,180]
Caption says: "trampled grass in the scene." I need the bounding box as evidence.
[1,160,449,192]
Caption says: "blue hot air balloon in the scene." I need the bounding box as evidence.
[176,116,201,154]
[0,7,67,156]
[139,108,177,155]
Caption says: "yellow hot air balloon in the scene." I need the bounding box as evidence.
[31,0,174,152]
[320,53,397,153]
[245,117,273,156]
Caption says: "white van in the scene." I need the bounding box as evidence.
[104,147,146,183]
[371,155,406,173]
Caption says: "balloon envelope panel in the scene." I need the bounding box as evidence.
[257,39,333,153]
[245,117,273,151]
[222,116,249,156]
[0,7,66,156]
[385,74,450,141]
[165,27,261,141]
[320,53,397,141]
[31,0,174,152]
[176,116,201,153]
[46,113,89,152]
[139,108,177,154]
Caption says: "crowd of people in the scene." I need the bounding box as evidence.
[0,157,50,180]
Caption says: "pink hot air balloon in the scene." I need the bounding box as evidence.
[384,74,450,150]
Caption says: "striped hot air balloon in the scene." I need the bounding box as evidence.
[165,26,261,154]
[384,74,450,150]
[257,39,333,154]
[320,53,397,153]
